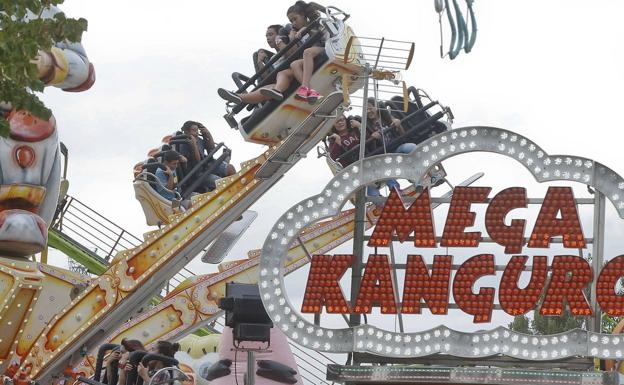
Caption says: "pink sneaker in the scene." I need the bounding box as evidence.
[306,88,323,104]
[295,86,309,100]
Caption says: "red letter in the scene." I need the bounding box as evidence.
[453,254,496,323]
[528,187,585,249]
[402,255,452,314]
[301,255,352,313]
[441,187,491,247]
[499,256,547,315]
[485,187,527,254]
[597,255,624,316]
[368,188,436,248]
[540,255,592,316]
[354,255,397,314]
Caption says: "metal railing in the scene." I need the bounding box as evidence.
[52,195,194,295]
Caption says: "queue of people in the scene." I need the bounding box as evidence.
[150,120,236,204]
[217,0,326,106]
[101,338,181,385]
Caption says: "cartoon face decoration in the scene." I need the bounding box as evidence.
[0,110,61,256]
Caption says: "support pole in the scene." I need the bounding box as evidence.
[349,63,371,365]
[590,191,605,332]
[246,350,255,385]
[350,64,371,348]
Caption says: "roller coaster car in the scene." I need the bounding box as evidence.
[322,86,452,182]
[385,86,452,149]
[133,138,231,226]
[223,4,366,145]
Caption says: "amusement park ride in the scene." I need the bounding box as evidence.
[1,1,623,385]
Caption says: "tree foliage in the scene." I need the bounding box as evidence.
[0,0,87,137]
[509,310,585,336]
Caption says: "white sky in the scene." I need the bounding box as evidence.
[42,1,624,334]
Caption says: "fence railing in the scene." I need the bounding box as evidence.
[52,195,194,295]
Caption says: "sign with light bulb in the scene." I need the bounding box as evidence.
[258,127,624,360]
[301,186,623,323]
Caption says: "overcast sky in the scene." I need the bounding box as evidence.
[42,1,624,333]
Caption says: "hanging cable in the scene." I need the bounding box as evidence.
[438,0,477,59]
[464,0,477,53]
[443,0,457,59]
[449,0,467,59]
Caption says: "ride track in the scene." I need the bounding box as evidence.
[66,171,482,379]
[13,91,346,382]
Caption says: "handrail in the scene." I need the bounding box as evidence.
[52,193,195,287]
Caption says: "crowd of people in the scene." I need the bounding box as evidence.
[217,0,327,106]
[150,120,236,204]
[101,338,180,385]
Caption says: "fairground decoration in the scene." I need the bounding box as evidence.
[301,185,618,323]
[259,127,624,360]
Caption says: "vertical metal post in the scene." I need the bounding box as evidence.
[246,351,255,385]
[350,64,371,333]
[590,191,605,332]
[388,242,404,333]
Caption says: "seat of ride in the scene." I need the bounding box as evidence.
[133,157,182,227]
[223,4,366,145]
[322,85,452,176]
[385,86,452,149]
[133,136,231,226]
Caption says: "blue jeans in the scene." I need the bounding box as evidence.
[395,142,417,154]
[366,179,400,196]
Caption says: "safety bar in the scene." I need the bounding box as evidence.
[94,344,120,382]
[335,101,440,163]
[229,26,325,116]
[76,377,106,385]
[176,142,225,189]
[232,19,321,96]
[180,149,231,199]
[367,111,447,157]
[124,351,149,385]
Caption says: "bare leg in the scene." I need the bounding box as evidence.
[275,69,294,92]
[226,164,236,175]
[301,47,324,88]
[290,59,304,84]
[239,86,275,104]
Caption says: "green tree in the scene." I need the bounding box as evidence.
[509,310,586,335]
[0,0,87,137]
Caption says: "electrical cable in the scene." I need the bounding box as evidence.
[234,349,240,385]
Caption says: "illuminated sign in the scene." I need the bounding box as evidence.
[301,187,624,322]
[258,127,624,360]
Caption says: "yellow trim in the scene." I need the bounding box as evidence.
[403,81,408,112]
[47,47,69,85]
[405,42,415,70]
[344,35,354,64]
[342,74,350,105]
[40,247,48,264]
